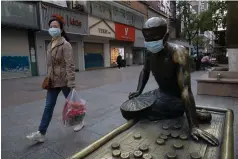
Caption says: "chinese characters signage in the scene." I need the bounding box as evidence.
[70,18,81,27]
[41,3,88,35]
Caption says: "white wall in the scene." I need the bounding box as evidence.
[228,49,238,72]
[35,31,84,76]
[104,43,110,67]
[2,28,29,56]
[78,40,85,71]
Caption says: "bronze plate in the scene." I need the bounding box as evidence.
[70,107,234,159]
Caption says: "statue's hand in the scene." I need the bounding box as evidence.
[128,91,141,99]
[191,127,219,146]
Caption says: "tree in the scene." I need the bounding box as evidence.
[198,1,227,31]
[192,36,209,48]
[177,1,199,45]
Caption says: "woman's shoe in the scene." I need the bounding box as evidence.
[74,120,85,132]
[26,131,45,143]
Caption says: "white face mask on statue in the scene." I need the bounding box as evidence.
[144,39,164,53]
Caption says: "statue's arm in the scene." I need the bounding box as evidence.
[173,46,199,129]
[128,52,150,100]
[173,46,219,146]
[136,52,151,93]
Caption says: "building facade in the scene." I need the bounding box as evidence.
[112,1,148,65]
[147,0,176,39]
[110,23,135,66]
[1,1,40,79]
[1,1,178,78]
[84,16,115,69]
[85,1,148,66]
[36,2,88,75]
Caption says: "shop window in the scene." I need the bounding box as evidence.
[112,6,118,20]
[111,48,124,65]
[100,2,111,20]
[126,11,134,26]
[119,9,126,18]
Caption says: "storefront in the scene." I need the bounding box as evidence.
[36,2,88,75]
[133,29,146,65]
[1,1,39,79]
[110,23,135,66]
[83,16,115,69]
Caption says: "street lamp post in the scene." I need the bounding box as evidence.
[196,21,200,70]
[196,22,199,58]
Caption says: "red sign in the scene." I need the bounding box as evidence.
[70,18,81,27]
[115,23,135,42]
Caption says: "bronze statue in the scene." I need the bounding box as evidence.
[120,17,219,146]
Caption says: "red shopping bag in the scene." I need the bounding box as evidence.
[62,89,86,126]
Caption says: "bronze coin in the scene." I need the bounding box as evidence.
[190,152,202,159]
[173,142,183,149]
[160,134,168,140]
[171,132,179,138]
[112,150,121,157]
[120,152,130,159]
[156,138,165,145]
[179,134,188,140]
[162,131,171,136]
[134,133,141,139]
[143,153,153,159]
[174,123,182,129]
[139,144,149,152]
[134,150,143,158]
[166,152,177,159]
[111,142,120,149]
[162,125,169,130]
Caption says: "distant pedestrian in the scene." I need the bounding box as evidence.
[26,15,84,143]
[201,55,211,69]
[117,54,122,69]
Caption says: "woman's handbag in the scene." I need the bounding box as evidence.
[41,77,51,90]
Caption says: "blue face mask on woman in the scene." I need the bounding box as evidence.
[144,39,164,53]
[48,28,61,38]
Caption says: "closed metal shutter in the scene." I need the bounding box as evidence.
[84,43,104,69]
[1,28,31,79]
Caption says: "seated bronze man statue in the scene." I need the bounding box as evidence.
[120,17,219,146]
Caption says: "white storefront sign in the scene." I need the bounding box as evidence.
[89,16,115,38]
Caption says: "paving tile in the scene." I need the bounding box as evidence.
[2,70,237,159]
[1,124,50,158]
[1,150,18,159]
[46,129,101,158]
[22,147,64,159]
[84,109,126,136]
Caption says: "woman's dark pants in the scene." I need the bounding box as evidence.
[38,87,71,135]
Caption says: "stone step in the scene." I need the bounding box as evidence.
[197,74,238,97]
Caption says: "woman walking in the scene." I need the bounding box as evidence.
[26,15,84,143]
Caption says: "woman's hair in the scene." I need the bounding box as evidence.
[48,18,70,42]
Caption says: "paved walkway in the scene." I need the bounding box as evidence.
[2,67,238,159]
[1,66,140,108]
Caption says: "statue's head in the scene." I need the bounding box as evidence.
[142,17,168,42]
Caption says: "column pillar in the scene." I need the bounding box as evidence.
[226,2,238,71]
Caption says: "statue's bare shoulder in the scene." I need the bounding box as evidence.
[166,42,189,66]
